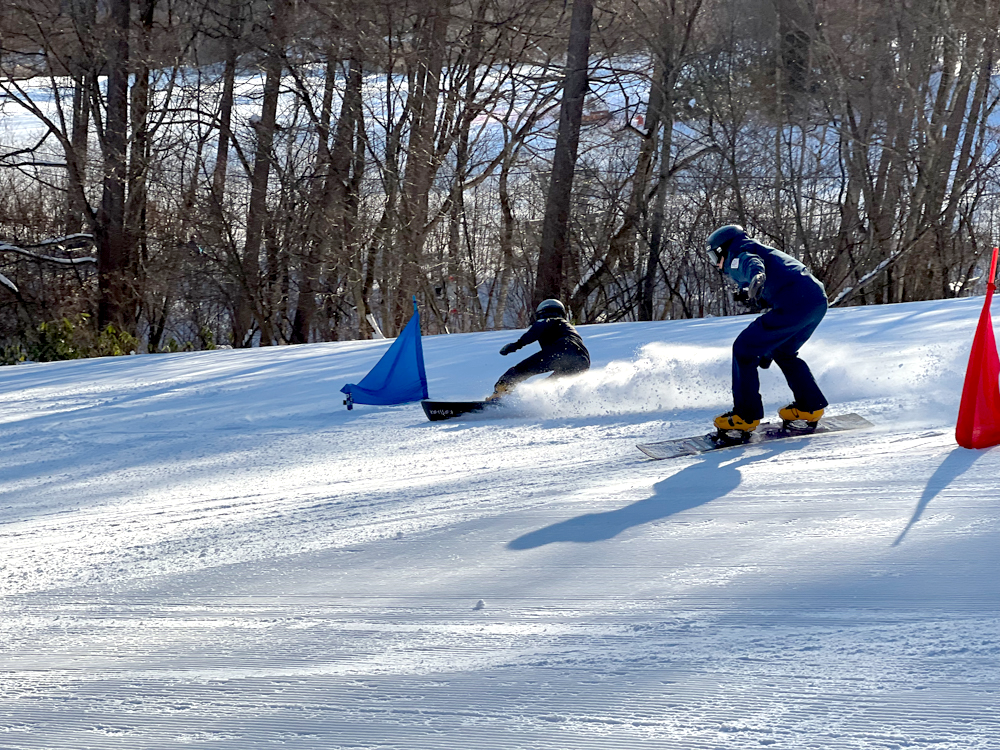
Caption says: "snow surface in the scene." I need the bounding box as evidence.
[1,297,999,749]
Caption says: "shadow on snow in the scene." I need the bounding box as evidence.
[508,439,810,550]
[893,445,986,546]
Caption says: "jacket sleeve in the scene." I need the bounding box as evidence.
[725,251,766,289]
[511,320,544,350]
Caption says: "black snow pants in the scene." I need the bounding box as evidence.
[495,349,590,392]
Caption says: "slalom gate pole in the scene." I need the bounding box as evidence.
[989,247,999,296]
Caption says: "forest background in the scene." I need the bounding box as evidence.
[1,0,999,357]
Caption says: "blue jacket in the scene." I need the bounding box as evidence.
[722,237,825,309]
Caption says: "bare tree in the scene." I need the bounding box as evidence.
[233,0,288,346]
[533,0,594,309]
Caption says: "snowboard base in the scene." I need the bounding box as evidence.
[637,413,873,460]
[421,399,502,422]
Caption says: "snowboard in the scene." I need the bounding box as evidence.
[421,399,502,421]
[636,413,873,460]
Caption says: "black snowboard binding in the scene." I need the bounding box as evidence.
[711,428,755,447]
[780,418,820,433]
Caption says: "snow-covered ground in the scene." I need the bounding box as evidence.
[1,297,998,749]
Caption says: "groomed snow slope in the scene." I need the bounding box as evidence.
[1,297,998,749]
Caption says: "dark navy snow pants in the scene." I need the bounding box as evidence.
[496,350,590,391]
[732,285,828,420]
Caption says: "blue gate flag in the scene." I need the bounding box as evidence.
[341,299,429,406]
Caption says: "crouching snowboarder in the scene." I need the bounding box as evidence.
[704,224,829,439]
[488,299,590,401]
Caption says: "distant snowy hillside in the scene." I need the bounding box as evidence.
[1,297,998,749]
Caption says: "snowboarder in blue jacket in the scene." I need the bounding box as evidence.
[488,299,590,401]
[705,225,828,435]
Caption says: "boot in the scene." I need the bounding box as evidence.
[485,382,512,403]
[714,410,760,433]
[778,403,824,427]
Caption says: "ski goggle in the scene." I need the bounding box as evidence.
[706,243,723,266]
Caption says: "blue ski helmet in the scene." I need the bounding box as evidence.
[536,298,566,319]
[705,225,745,265]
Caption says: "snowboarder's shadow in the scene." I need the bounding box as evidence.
[508,440,810,549]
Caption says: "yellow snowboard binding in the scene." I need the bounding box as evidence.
[713,411,761,445]
[778,403,824,431]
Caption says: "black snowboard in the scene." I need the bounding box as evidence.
[636,413,873,460]
[421,399,502,421]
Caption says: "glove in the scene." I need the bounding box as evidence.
[746,272,765,302]
[759,356,772,370]
[500,343,518,356]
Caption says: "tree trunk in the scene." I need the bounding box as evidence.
[96,0,134,333]
[234,0,285,347]
[494,154,516,328]
[445,3,487,333]
[643,110,674,320]
[293,49,365,344]
[66,71,92,233]
[397,0,449,331]
[348,77,370,339]
[212,0,240,208]
[64,0,96,235]
[636,53,673,320]
[128,0,155,341]
[533,0,593,309]
[291,52,337,346]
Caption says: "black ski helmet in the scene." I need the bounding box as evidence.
[705,224,745,265]
[535,298,566,319]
